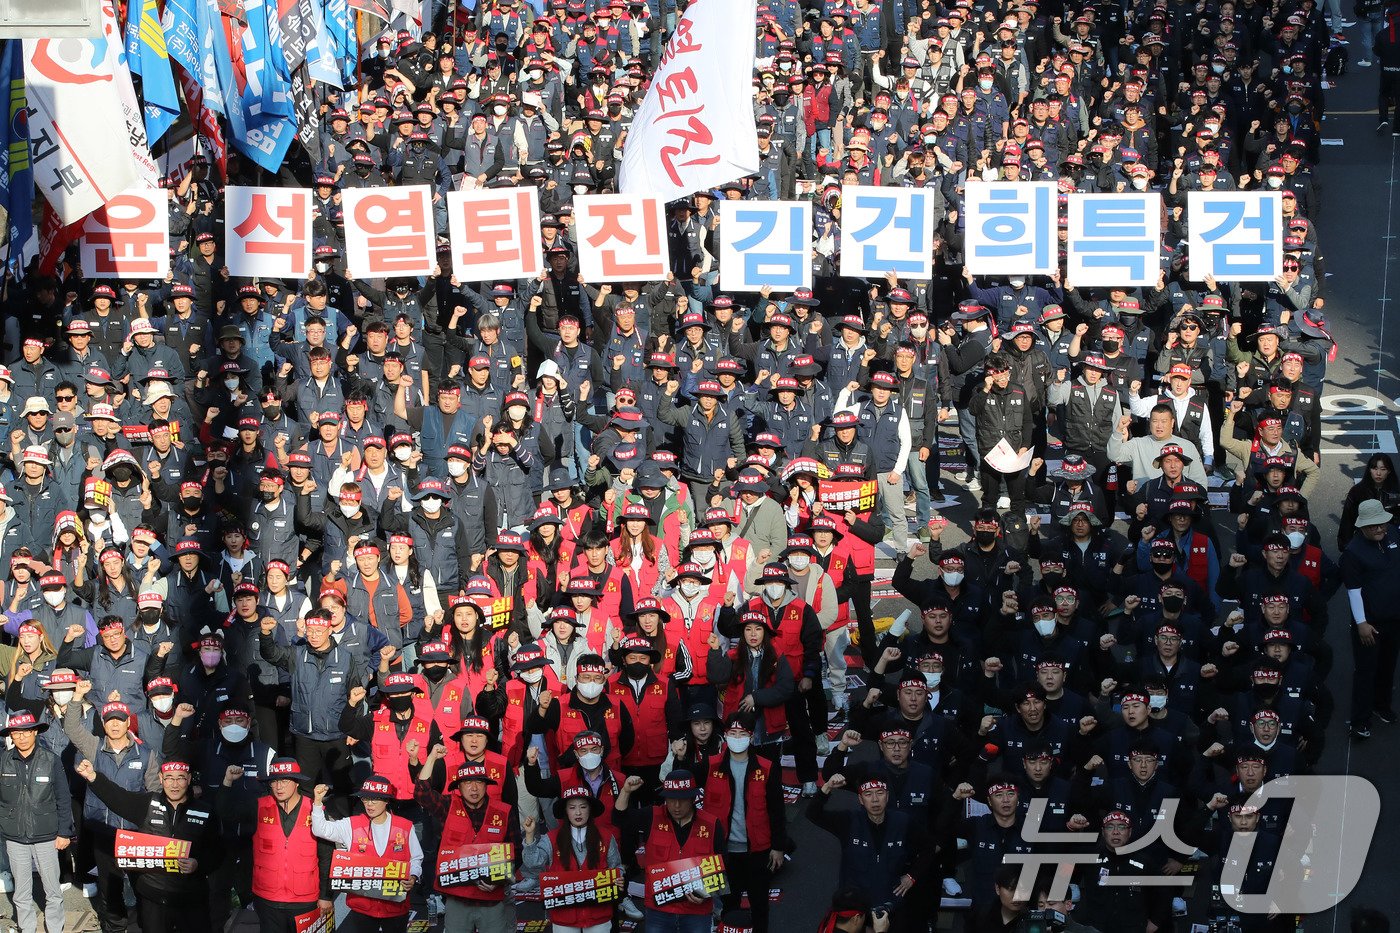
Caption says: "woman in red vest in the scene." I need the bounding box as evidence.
[311,776,423,933]
[544,784,622,933]
[526,504,574,607]
[434,595,509,700]
[615,769,724,933]
[247,758,330,933]
[706,611,794,757]
[612,503,668,608]
[622,597,681,683]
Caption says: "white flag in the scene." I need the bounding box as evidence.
[619,0,759,203]
[23,0,156,224]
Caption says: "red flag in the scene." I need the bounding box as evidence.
[177,67,227,181]
[37,199,83,277]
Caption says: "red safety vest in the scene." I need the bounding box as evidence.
[824,550,852,629]
[369,707,433,801]
[551,696,624,772]
[1181,531,1212,594]
[699,753,774,851]
[749,596,807,680]
[251,796,320,904]
[643,808,723,915]
[501,672,561,768]
[435,798,514,902]
[717,647,789,741]
[662,594,720,686]
[545,825,618,928]
[346,814,414,918]
[412,677,471,776]
[612,539,662,607]
[719,535,751,587]
[831,511,874,575]
[608,675,668,767]
[1295,544,1323,593]
[458,750,510,806]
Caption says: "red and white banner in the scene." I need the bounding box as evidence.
[446,187,542,283]
[573,194,668,282]
[225,186,313,279]
[342,186,436,278]
[23,6,143,224]
[618,0,759,202]
[81,190,170,279]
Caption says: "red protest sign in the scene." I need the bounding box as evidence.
[115,829,191,872]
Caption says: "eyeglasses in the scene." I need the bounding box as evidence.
[55,395,75,402]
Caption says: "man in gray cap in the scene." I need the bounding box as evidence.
[1341,498,1400,739]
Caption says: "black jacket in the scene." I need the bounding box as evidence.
[0,744,74,843]
[86,775,222,897]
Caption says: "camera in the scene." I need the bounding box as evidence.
[1014,908,1067,932]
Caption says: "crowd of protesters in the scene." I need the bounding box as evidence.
[0,0,1392,931]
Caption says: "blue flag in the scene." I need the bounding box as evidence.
[164,0,202,75]
[235,0,297,172]
[196,0,231,116]
[0,40,31,268]
[131,0,180,142]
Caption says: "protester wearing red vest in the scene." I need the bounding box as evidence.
[608,635,669,792]
[742,563,824,795]
[420,764,531,933]
[623,597,682,683]
[529,653,634,773]
[707,610,795,758]
[545,784,622,933]
[663,561,740,715]
[696,713,789,933]
[311,776,423,933]
[522,731,625,837]
[616,769,725,933]
[344,673,433,804]
[246,757,331,933]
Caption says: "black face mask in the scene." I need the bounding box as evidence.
[264,405,282,420]
[356,165,371,176]
[1102,339,1121,354]
[180,497,203,512]
[387,695,414,713]
[260,489,278,503]
[422,664,450,682]
[1252,682,1279,700]
[623,661,651,679]
[1150,560,1175,576]
[974,530,998,547]
[1161,594,1185,613]
[137,608,162,628]
[109,466,134,484]
[1041,572,1065,591]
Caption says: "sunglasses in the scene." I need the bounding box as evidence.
[1179,323,1199,331]
[55,395,75,402]
[1283,263,1300,270]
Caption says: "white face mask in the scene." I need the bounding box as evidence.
[393,446,413,462]
[941,571,964,586]
[577,751,603,770]
[492,105,507,116]
[315,261,331,273]
[679,580,701,599]
[982,167,999,182]
[220,724,249,743]
[507,404,528,420]
[89,511,107,525]
[519,669,543,684]
[924,672,942,690]
[339,503,359,518]
[1033,618,1057,637]
[43,590,65,608]
[764,583,787,602]
[725,734,751,754]
[151,694,174,713]
[420,497,444,513]
[1286,531,1305,548]
[1132,177,1149,191]
[978,78,993,91]
[447,461,468,478]
[224,378,241,392]
[51,689,74,707]
[788,554,811,572]
[576,681,605,700]
[693,549,716,568]
[1148,694,1167,710]
[1009,277,1025,288]
[1267,177,1282,189]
